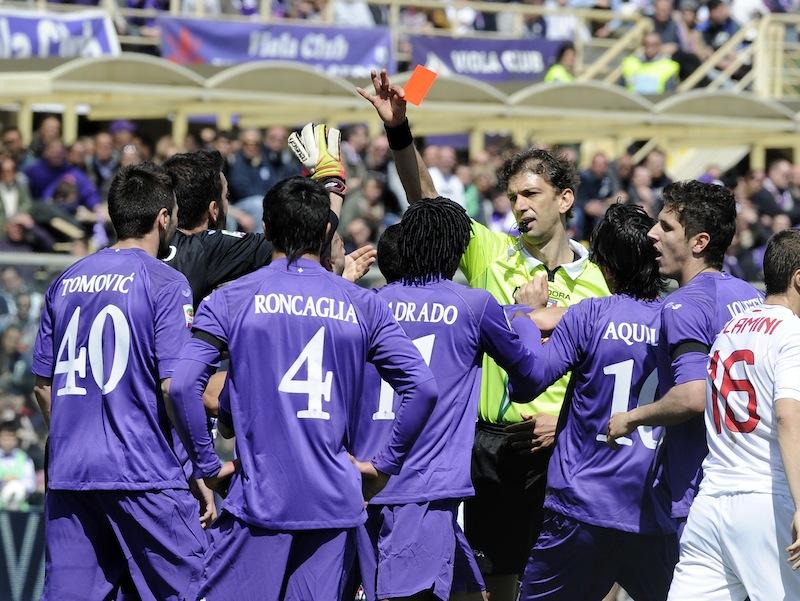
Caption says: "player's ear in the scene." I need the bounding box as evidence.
[558,187,574,216]
[792,268,800,293]
[157,207,170,231]
[209,200,219,222]
[691,231,711,255]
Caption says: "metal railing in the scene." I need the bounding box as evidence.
[3,0,645,74]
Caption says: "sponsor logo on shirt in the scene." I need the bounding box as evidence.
[221,230,245,238]
[388,301,459,325]
[60,273,135,296]
[665,302,682,310]
[183,304,194,328]
[254,293,358,324]
[602,321,658,347]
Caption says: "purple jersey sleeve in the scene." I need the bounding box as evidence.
[368,301,438,475]
[660,300,712,385]
[154,280,193,379]
[32,287,55,378]
[508,304,585,401]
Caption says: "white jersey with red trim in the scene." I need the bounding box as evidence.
[701,303,800,499]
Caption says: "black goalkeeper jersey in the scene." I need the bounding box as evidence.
[163,229,273,307]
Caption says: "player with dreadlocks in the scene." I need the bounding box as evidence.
[347,197,542,601]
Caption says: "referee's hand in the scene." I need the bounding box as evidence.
[505,414,556,454]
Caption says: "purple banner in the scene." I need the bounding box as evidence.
[410,35,562,83]
[159,17,393,77]
[0,9,119,59]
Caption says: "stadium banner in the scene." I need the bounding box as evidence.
[159,17,394,77]
[410,35,562,83]
[0,9,120,59]
[0,509,45,601]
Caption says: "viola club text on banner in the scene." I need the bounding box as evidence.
[410,36,562,83]
[159,17,394,77]
[0,9,119,59]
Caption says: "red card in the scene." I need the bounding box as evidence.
[404,65,438,106]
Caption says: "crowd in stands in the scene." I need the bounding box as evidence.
[1,108,800,509]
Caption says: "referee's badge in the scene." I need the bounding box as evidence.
[183,304,194,328]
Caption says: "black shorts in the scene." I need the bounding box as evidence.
[464,421,551,576]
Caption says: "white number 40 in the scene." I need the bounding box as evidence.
[54,305,131,397]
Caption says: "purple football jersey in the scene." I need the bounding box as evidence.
[32,248,194,490]
[510,295,674,535]
[350,279,539,504]
[175,258,437,530]
[657,272,762,518]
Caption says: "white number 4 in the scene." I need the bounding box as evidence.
[281,326,334,420]
[372,334,435,421]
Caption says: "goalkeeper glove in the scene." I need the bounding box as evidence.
[287,123,347,196]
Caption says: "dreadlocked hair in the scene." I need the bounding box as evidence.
[400,196,472,285]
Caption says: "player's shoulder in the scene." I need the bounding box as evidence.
[141,251,192,292]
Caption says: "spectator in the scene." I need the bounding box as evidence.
[12,293,37,349]
[340,173,387,234]
[121,0,167,38]
[651,0,683,56]
[120,144,143,168]
[341,124,370,191]
[67,141,90,172]
[701,0,741,51]
[520,0,547,38]
[752,158,800,223]
[24,140,101,212]
[643,148,673,196]
[621,31,680,95]
[544,42,576,83]
[29,116,61,158]
[332,0,375,26]
[0,157,53,252]
[0,421,36,511]
[611,152,634,191]
[0,327,32,397]
[576,152,620,241]
[483,187,518,235]
[627,164,659,217]
[545,0,590,41]
[343,216,374,254]
[428,146,466,208]
[791,163,800,201]
[1,127,34,171]
[89,132,119,199]
[109,120,137,151]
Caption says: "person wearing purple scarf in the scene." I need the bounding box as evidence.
[24,140,101,211]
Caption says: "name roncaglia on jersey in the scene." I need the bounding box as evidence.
[60,273,135,296]
[602,321,658,347]
[254,293,358,323]
[388,301,459,325]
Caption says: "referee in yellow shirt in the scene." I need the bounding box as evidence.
[359,69,610,601]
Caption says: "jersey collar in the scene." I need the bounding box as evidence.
[515,239,589,281]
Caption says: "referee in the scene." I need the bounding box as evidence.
[359,70,610,601]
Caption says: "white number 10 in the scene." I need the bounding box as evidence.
[372,334,436,421]
[595,359,660,449]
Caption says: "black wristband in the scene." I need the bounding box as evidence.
[385,119,413,150]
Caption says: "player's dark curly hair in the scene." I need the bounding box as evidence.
[400,197,472,285]
[108,162,175,240]
[497,148,579,220]
[377,223,404,284]
[263,176,329,265]
[764,229,800,296]
[590,203,667,300]
[661,180,736,270]
[163,150,225,230]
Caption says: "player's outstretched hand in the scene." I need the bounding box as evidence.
[350,456,390,502]
[344,244,377,283]
[788,510,800,569]
[514,274,549,309]
[356,68,407,128]
[505,414,557,454]
[287,123,347,196]
[204,459,238,494]
[607,412,636,449]
[190,478,217,529]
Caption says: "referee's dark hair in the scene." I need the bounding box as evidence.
[590,203,666,300]
[263,176,329,264]
[764,229,800,296]
[377,223,404,284]
[163,150,225,230]
[498,148,578,219]
[108,163,175,240]
[400,197,472,285]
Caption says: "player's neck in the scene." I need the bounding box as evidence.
[765,293,800,316]
[521,226,573,270]
[271,250,320,263]
[113,236,159,258]
[679,260,718,286]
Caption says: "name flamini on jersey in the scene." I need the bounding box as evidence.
[254,293,358,324]
[721,313,782,336]
[388,301,459,325]
[602,321,658,347]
